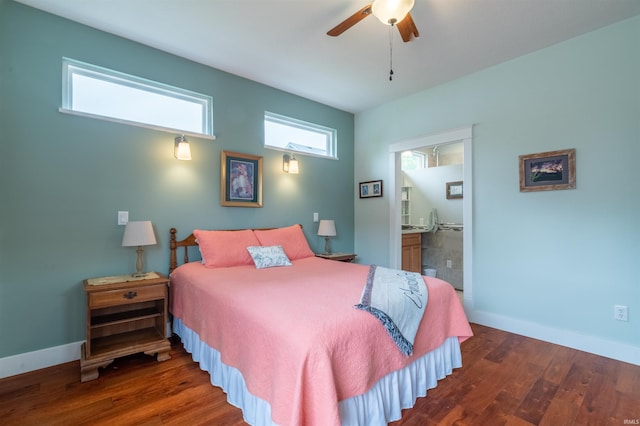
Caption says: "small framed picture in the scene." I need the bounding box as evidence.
[359,180,383,198]
[446,181,463,199]
[519,148,576,192]
[221,150,263,207]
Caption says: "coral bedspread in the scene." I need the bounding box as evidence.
[170,257,472,426]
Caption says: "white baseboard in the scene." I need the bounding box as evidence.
[2,315,636,380]
[468,308,640,366]
[0,341,83,379]
[1,320,171,379]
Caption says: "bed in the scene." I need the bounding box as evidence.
[169,224,472,425]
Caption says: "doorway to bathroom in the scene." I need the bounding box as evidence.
[388,126,473,305]
[401,143,464,290]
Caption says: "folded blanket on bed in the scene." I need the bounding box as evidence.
[354,265,428,355]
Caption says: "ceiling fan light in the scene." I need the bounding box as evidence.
[371,0,414,25]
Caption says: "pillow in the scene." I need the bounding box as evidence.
[193,229,260,268]
[247,246,292,269]
[253,224,315,260]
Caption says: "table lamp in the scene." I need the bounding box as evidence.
[122,220,157,277]
[317,220,336,254]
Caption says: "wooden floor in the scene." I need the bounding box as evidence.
[1,324,639,425]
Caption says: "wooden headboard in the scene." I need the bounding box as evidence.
[169,228,198,273]
[169,225,304,274]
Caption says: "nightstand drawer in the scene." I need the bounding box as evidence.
[89,284,165,308]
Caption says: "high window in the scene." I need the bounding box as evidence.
[61,58,213,137]
[264,111,337,159]
[401,150,426,171]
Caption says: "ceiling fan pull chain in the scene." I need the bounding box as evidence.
[389,24,394,81]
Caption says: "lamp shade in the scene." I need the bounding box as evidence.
[283,154,299,174]
[288,156,299,174]
[371,0,414,25]
[174,135,192,160]
[317,220,337,237]
[122,221,157,247]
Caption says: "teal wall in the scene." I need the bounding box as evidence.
[355,16,639,354]
[0,1,354,357]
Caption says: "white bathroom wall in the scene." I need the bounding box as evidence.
[402,164,463,225]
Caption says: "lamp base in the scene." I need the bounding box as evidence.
[131,246,148,278]
[324,236,331,255]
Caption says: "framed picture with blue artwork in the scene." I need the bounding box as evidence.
[359,180,383,198]
[221,151,263,207]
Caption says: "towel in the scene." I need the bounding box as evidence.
[354,265,428,355]
[425,208,439,233]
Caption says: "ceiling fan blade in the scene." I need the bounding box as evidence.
[396,12,420,42]
[327,5,373,37]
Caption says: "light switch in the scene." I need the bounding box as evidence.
[118,211,129,225]
[313,212,319,222]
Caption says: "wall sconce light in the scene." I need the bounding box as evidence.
[283,154,299,174]
[174,135,192,160]
[317,219,337,254]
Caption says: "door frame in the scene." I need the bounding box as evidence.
[388,126,473,305]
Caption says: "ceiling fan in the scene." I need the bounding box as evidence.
[327,0,420,42]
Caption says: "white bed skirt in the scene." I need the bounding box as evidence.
[173,318,462,426]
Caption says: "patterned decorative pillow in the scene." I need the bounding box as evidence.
[247,245,293,269]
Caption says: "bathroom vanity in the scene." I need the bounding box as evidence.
[401,230,422,273]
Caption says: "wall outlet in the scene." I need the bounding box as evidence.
[614,305,628,321]
[446,259,452,268]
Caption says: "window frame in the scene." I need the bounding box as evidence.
[60,58,214,139]
[264,111,337,160]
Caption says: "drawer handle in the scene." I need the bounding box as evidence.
[123,291,137,300]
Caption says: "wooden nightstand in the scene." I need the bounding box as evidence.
[80,272,171,382]
[316,252,357,262]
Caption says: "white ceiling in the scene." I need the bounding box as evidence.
[16,0,640,113]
